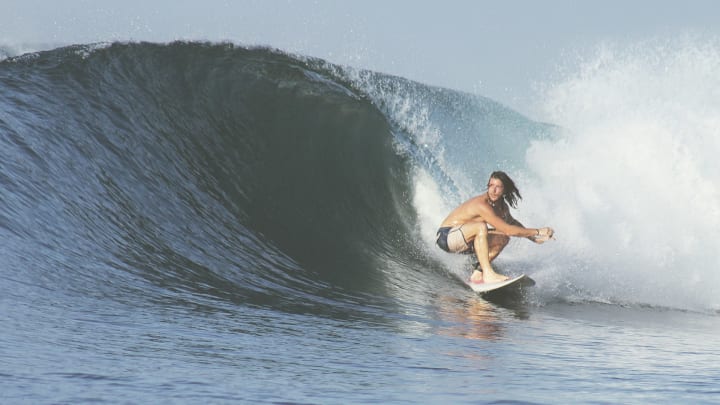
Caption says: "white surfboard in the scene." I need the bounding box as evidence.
[466,274,528,294]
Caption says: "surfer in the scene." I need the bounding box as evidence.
[436,171,554,284]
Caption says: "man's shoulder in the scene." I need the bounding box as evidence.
[467,194,492,211]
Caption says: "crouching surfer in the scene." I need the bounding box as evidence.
[436,171,554,284]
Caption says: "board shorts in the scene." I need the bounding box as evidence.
[436,226,474,254]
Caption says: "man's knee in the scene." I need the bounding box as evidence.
[474,221,489,237]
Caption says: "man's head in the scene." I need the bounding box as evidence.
[488,171,522,208]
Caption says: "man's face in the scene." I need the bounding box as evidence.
[487,178,505,202]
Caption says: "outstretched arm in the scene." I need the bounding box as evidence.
[494,207,554,243]
[507,217,536,241]
[479,204,538,238]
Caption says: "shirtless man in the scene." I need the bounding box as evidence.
[436,171,554,284]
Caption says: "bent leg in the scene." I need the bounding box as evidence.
[487,232,510,262]
[474,228,508,283]
[455,221,508,283]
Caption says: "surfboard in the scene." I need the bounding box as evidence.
[466,274,530,294]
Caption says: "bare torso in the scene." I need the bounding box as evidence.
[440,193,510,228]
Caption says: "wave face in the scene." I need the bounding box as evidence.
[0,42,430,313]
[2,40,717,314]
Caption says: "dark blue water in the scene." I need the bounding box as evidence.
[2,42,719,404]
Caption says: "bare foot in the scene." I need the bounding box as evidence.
[469,270,483,284]
[482,270,509,284]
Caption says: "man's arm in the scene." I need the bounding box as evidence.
[504,209,554,243]
[479,203,538,238]
[505,214,537,241]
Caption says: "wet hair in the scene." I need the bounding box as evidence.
[488,171,522,208]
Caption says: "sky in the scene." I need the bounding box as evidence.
[2,0,719,116]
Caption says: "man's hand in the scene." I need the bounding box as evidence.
[533,227,555,244]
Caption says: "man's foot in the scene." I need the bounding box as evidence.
[482,271,509,284]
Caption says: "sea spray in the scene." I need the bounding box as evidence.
[524,38,720,311]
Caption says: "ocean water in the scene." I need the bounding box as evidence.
[1,41,719,404]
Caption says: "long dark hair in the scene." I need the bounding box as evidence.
[489,171,522,208]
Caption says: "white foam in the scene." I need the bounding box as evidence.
[525,37,720,312]
[412,169,468,276]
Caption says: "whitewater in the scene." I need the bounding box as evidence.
[1,39,719,403]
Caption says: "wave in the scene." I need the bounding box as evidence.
[0,42,447,315]
[1,40,717,314]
